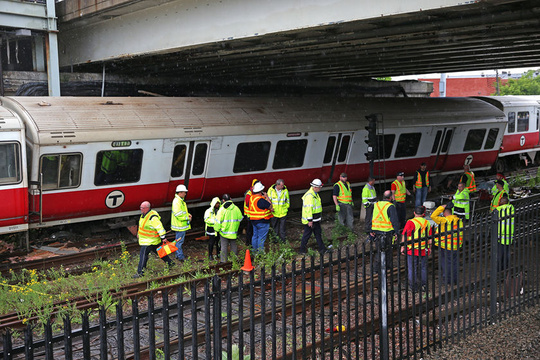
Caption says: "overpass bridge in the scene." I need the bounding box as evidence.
[56,0,540,84]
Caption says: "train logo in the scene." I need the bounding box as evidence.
[520,135,526,147]
[464,154,474,166]
[105,190,125,209]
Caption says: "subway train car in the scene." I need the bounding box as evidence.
[475,96,540,172]
[0,96,506,239]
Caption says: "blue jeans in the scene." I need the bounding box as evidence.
[415,187,428,207]
[252,221,270,253]
[439,248,458,285]
[175,231,186,260]
[407,254,427,290]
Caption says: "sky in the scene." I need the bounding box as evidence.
[392,67,538,81]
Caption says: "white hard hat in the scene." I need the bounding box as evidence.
[253,182,265,192]
[310,178,323,187]
[176,184,188,192]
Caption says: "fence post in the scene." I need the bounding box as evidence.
[379,233,390,360]
[490,210,499,324]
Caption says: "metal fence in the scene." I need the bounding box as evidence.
[1,199,539,359]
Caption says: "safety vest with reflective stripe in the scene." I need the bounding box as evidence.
[497,203,515,245]
[267,185,290,218]
[138,210,166,246]
[171,194,191,232]
[335,181,352,204]
[249,194,273,220]
[372,201,394,232]
[415,170,430,188]
[301,188,322,225]
[462,171,476,192]
[431,206,463,250]
[406,217,430,250]
[214,201,243,240]
[392,180,406,202]
[453,189,470,220]
[243,189,253,217]
[204,198,221,236]
[491,179,510,195]
[362,184,377,207]
[490,190,508,212]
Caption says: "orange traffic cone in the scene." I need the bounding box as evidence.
[241,249,254,272]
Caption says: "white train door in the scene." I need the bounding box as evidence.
[168,140,210,201]
[320,132,352,184]
[429,127,454,171]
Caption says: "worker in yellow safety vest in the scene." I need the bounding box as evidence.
[401,206,432,292]
[300,179,331,255]
[491,180,508,212]
[413,163,431,207]
[134,201,174,278]
[204,197,221,260]
[267,179,290,243]
[460,164,476,193]
[391,172,411,229]
[369,190,401,273]
[496,196,515,273]
[362,177,377,234]
[333,172,354,231]
[453,182,470,220]
[431,203,464,285]
[215,194,243,263]
[171,184,192,261]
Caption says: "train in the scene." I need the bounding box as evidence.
[0,95,538,241]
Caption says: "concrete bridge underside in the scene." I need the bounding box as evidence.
[58,0,540,83]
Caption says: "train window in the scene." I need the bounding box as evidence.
[273,140,307,169]
[171,145,187,177]
[395,133,421,158]
[484,128,499,150]
[233,142,270,173]
[463,129,486,151]
[517,112,529,132]
[337,135,351,162]
[0,142,21,185]
[376,134,395,159]
[431,131,442,154]
[323,136,336,164]
[94,149,143,186]
[441,129,453,153]
[192,143,208,176]
[507,112,516,133]
[40,153,82,190]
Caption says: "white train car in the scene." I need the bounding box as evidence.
[0,96,506,239]
[475,96,540,172]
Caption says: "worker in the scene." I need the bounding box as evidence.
[267,179,290,243]
[333,172,354,231]
[249,182,273,253]
[214,194,243,263]
[460,164,476,193]
[300,179,331,254]
[204,197,221,260]
[413,162,431,207]
[362,177,377,234]
[496,196,515,273]
[391,171,411,230]
[134,201,174,278]
[491,173,510,194]
[243,179,259,245]
[453,182,470,221]
[431,203,464,285]
[171,184,192,261]
[369,190,401,273]
[401,206,432,292]
[491,180,508,212]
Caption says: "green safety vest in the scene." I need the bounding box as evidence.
[267,184,290,218]
[301,187,322,225]
[138,210,166,246]
[335,181,352,204]
[214,201,243,240]
[497,203,515,245]
[171,194,191,232]
[204,197,221,236]
[491,179,510,195]
[362,184,377,208]
[453,189,470,220]
[392,180,406,202]
[372,201,394,232]
[491,190,508,212]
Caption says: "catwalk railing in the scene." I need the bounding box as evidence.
[1,198,539,359]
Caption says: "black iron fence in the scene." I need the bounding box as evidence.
[1,198,539,359]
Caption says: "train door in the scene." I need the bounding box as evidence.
[0,140,28,235]
[429,127,454,171]
[169,140,210,201]
[320,132,352,184]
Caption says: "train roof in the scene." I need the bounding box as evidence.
[474,95,540,110]
[0,96,506,145]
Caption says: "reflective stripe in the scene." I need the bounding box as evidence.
[434,222,463,250]
[249,194,272,220]
[415,171,430,188]
[464,171,476,192]
[406,217,429,250]
[335,181,352,204]
[490,190,508,212]
[372,201,393,232]
[392,180,406,202]
[243,190,253,217]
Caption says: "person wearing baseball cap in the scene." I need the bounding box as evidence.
[300,179,331,254]
[333,172,354,231]
[392,172,411,230]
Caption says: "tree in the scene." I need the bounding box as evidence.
[497,69,540,95]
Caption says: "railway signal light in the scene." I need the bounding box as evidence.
[365,114,378,161]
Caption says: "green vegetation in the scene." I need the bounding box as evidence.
[496,69,540,95]
[508,168,540,188]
